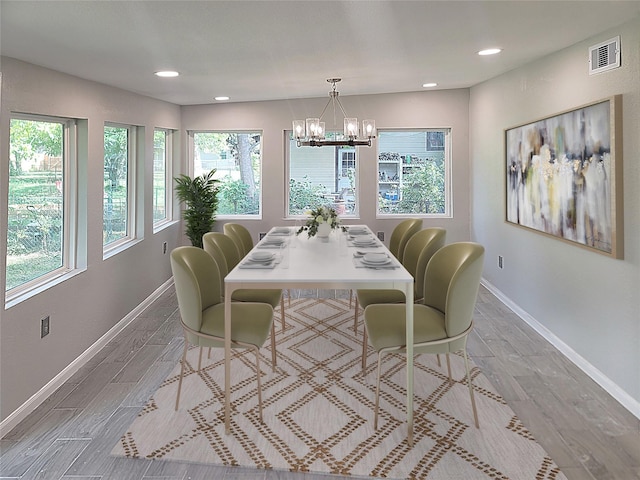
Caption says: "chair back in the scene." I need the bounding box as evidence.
[389,218,422,260]
[170,246,222,343]
[203,232,229,291]
[401,227,446,297]
[422,242,484,338]
[224,223,254,257]
[204,232,242,269]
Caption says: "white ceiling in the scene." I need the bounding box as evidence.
[2,1,640,105]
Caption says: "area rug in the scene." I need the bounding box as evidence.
[112,297,566,479]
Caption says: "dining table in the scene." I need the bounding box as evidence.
[223,225,417,444]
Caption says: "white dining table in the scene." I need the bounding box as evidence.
[223,225,416,444]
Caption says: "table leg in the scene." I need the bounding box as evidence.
[405,284,414,446]
[224,285,232,433]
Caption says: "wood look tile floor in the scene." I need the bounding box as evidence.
[1,287,638,480]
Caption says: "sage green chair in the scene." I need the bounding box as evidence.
[354,227,446,336]
[363,242,485,429]
[224,223,254,257]
[388,218,422,261]
[170,246,275,421]
[203,232,286,333]
[224,223,293,309]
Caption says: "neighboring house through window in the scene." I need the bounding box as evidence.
[377,129,451,217]
[286,132,358,217]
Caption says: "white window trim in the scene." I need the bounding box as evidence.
[103,123,138,258]
[153,128,174,232]
[376,128,453,219]
[189,130,263,219]
[5,114,79,307]
[284,130,360,219]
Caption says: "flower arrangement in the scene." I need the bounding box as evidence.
[296,205,344,238]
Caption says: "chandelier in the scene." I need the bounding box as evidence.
[293,78,376,147]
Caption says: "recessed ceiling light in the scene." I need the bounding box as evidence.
[155,71,179,77]
[478,48,502,56]
[422,83,438,88]
[214,96,230,101]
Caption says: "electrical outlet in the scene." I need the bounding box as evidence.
[377,231,384,241]
[498,255,504,269]
[162,241,168,254]
[41,316,50,338]
[259,232,266,240]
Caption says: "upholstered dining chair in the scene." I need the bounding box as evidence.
[388,218,422,261]
[224,223,254,257]
[345,219,421,312]
[223,223,293,308]
[170,246,275,421]
[362,242,485,429]
[354,227,446,336]
[203,232,286,332]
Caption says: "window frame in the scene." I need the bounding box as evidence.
[5,113,79,307]
[103,122,138,257]
[376,128,452,219]
[189,130,263,219]
[285,130,360,219]
[152,128,173,231]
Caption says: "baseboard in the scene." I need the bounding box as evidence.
[0,279,174,439]
[481,278,640,420]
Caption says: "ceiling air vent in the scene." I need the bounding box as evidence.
[589,36,620,75]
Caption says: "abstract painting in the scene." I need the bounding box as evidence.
[505,96,622,258]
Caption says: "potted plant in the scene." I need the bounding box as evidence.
[174,169,220,248]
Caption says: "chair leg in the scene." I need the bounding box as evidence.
[446,353,452,382]
[349,290,353,308]
[198,346,204,371]
[361,326,369,370]
[436,353,441,367]
[463,348,479,428]
[287,289,291,307]
[280,295,286,333]
[270,322,277,371]
[175,341,189,410]
[374,352,384,430]
[353,296,360,334]
[254,347,264,423]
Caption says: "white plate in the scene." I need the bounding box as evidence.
[348,228,368,235]
[363,253,388,264]
[250,251,275,261]
[272,227,290,234]
[353,238,376,246]
[262,238,284,245]
[362,258,391,267]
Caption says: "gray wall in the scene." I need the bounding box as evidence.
[182,88,471,244]
[2,14,639,427]
[0,57,184,421]
[470,17,640,408]
[0,59,471,425]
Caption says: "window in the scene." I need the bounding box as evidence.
[103,124,136,249]
[153,128,172,228]
[286,132,358,217]
[192,131,262,216]
[377,129,451,216]
[6,115,75,295]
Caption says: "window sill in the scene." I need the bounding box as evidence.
[103,237,144,261]
[5,267,88,310]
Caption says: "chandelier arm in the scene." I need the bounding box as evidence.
[334,96,348,118]
[317,97,333,121]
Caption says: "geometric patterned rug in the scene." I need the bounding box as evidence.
[112,297,567,479]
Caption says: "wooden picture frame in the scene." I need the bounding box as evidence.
[505,95,623,258]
